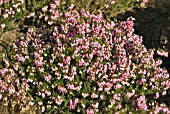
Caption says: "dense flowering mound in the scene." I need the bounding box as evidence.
[0,8,170,113]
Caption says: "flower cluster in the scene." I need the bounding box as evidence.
[0,0,169,113]
[0,0,9,5]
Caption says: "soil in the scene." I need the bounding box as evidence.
[0,29,23,50]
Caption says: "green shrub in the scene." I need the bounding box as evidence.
[0,6,169,113]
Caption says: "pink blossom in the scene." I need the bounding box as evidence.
[157,49,168,57]
[82,93,89,98]
[86,109,94,114]
[92,102,99,109]
[154,92,159,99]
[136,95,147,111]
[69,4,74,9]
[63,75,74,81]
[16,54,25,62]
[111,0,116,4]
[57,85,67,93]
[136,78,146,84]
[113,93,121,101]
[0,94,2,99]
[66,83,74,90]
[100,94,104,100]
[161,107,170,113]
[0,23,5,29]
[91,93,98,98]
[45,90,51,96]
[8,85,15,94]
[98,87,103,91]
[113,84,122,89]
[71,66,76,75]
[110,99,116,105]
[162,91,166,95]
[155,60,163,66]
[50,3,56,9]
[141,0,149,7]
[44,75,52,82]
[27,12,35,18]
[68,98,79,110]
[104,87,111,93]
[116,104,122,110]
[125,92,133,98]
[34,60,43,67]
[55,96,64,105]
[2,13,8,18]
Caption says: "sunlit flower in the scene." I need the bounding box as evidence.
[0,23,5,29]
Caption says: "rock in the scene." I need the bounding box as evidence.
[0,29,23,50]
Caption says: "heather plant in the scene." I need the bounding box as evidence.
[0,6,169,114]
[0,0,59,34]
[0,0,149,34]
[0,0,25,34]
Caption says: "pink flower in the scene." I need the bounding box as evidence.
[113,84,122,89]
[100,94,104,100]
[136,78,146,84]
[27,12,35,18]
[125,92,133,98]
[66,83,74,90]
[27,78,33,83]
[34,60,43,67]
[86,109,94,114]
[69,4,74,9]
[98,87,103,91]
[111,0,115,4]
[50,3,56,9]
[155,60,162,66]
[104,87,111,93]
[42,6,48,12]
[8,85,15,94]
[91,93,98,98]
[34,52,40,58]
[116,104,122,110]
[48,21,53,25]
[154,92,159,99]
[45,90,51,96]
[136,95,147,111]
[3,13,8,18]
[0,94,2,99]
[16,54,25,62]
[161,107,170,113]
[113,93,121,101]
[28,27,34,33]
[44,75,52,82]
[110,99,116,105]
[82,93,89,98]
[55,96,64,105]
[68,98,79,110]
[63,75,74,81]
[57,85,67,93]
[157,49,168,57]
[162,91,166,95]
[92,102,99,109]
[141,0,149,7]
[71,66,76,75]
[1,23,5,29]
